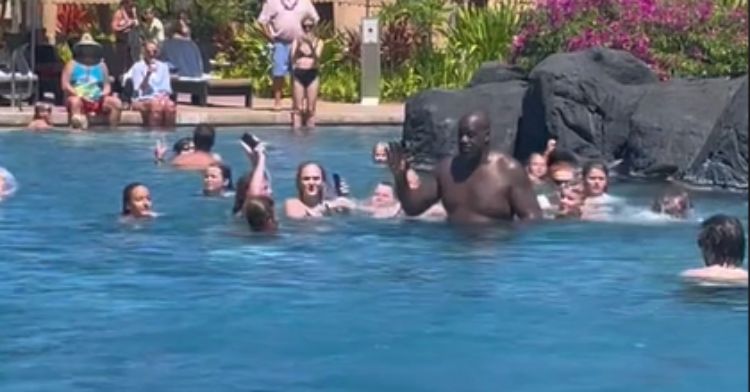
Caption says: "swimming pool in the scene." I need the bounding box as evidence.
[0,127,747,391]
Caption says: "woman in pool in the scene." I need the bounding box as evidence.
[525,152,548,186]
[26,102,53,130]
[0,167,18,200]
[290,16,323,130]
[580,161,618,220]
[232,140,277,232]
[285,161,353,219]
[202,163,234,197]
[358,181,402,219]
[121,182,156,219]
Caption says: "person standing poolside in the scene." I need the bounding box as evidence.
[681,214,748,286]
[171,124,222,170]
[387,110,542,224]
[129,42,176,128]
[111,0,140,72]
[258,0,319,111]
[290,16,323,129]
[61,34,122,130]
[140,7,165,45]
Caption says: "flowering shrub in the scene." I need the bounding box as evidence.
[511,0,748,79]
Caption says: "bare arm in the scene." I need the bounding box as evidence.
[100,63,112,97]
[247,144,268,197]
[314,38,324,67]
[387,142,440,216]
[60,62,76,96]
[505,158,542,220]
[290,40,298,66]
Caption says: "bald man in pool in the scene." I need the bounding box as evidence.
[387,110,541,224]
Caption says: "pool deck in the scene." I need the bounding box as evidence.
[0,95,405,128]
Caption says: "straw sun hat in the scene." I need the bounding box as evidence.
[72,33,103,59]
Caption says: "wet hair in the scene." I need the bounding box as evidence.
[192,124,215,152]
[547,149,579,169]
[243,195,276,232]
[582,160,609,192]
[172,137,193,154]
[651,186,692,216]
[33,102,51,119]
[121,182,144,215]
[208,162,234,190]
[295,161,328,200]
[582,160,609,179]
[232,173,250,215]
[697,214,746,267]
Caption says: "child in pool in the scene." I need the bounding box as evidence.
[27,102,53,130]
[681,214,748,286]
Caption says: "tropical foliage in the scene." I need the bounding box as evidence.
[511,0,748,79]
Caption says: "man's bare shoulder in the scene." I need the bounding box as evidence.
[489,151,522,171]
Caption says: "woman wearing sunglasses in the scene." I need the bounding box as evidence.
[290,16,323,130]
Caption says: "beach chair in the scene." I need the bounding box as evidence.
[159,38,253,108]
[0,43,38,109]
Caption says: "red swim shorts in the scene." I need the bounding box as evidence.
[81,99,104,115]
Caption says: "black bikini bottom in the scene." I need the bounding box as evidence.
[293,69,319,88]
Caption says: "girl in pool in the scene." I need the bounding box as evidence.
[580,161,619,220]
[202,163,234,197]
[284,161,354,219]
[26,102,53,130]
[121,182,156,219]
[290,16,323,129]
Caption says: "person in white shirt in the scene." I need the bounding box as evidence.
[128,41,176,127]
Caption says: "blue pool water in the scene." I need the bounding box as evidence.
[0,127,747,392]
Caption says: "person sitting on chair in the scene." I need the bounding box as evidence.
[128,41,176,128]
[60,34,122,130]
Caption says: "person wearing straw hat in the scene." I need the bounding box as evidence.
[60,33,123,130]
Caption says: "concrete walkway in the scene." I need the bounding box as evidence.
[0,95,404,128]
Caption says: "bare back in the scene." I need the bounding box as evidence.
[171,151,218,170]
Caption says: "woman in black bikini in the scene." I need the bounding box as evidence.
[290,16,323,129]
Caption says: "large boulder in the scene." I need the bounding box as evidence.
[678,76,748,190]
[623,77,744,180]
[402,80,528,170]
[514,48,658,164]
[467,62,526,87]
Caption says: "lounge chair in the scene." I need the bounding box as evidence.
[26,44,63,105]
[0,43,38,109]
[159,38,253,108]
